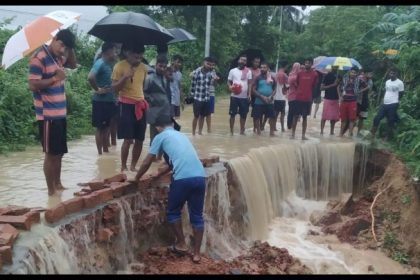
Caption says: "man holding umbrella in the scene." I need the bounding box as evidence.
[111,42,148,172]
[28,29,77,196]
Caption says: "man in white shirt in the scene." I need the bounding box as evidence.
[371,68,404,140]
[227,55,252,135]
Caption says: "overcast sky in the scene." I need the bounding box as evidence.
[0,5,322,33]
[0,6,109,33]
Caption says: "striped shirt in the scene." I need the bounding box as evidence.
[190,67,212,102]
[29,45,66,120]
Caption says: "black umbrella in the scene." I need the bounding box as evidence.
[167,28,196,44]
[88,12,174,45]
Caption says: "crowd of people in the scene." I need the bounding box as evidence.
[27,28,405,264]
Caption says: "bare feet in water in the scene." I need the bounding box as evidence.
[56,183,66,191]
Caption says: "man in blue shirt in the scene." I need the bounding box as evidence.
[133,115,206,263]
[252,62,277,136]
[88,42,117,154]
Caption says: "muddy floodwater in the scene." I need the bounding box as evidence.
[0,97,412,274]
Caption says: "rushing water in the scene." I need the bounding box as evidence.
[0,97,410,274]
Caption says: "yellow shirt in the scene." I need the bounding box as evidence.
[112,60,147,101]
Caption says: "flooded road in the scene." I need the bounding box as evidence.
[0,96,413,274]
[0,96,349,208]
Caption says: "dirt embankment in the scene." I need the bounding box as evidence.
[312,149,420,269]
[129,241,312,274]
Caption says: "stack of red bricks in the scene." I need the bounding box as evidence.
[0,206,43,269]
[45,171,173,225]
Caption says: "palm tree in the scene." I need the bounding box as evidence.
[270,5,307,33]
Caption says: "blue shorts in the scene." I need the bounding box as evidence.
[208,96,215,114]
[167,176,206,229]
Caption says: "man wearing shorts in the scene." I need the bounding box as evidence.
[228,55,252,135]
[371,68,404,141]
[273,60,288,132]
[169,54,183,119]
[320,65,341,135]
[112,42,148,172]
[312,70,324,119]
[250,57,261,133]
[291,58,318,140]
[144,55,171,144]
[88,42,117,155]
[190,57,215,135]
[252,62,277,136]
[339,67,366,137]
[133,114,206,263]
[356,69,373,136]
[29,29,77,196]
[206,62,219,133]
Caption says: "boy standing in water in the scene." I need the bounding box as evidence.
[29,29,77,196]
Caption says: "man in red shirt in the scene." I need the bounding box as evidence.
[291,58,318,140]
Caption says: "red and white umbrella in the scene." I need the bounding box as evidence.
[1,10,81,69]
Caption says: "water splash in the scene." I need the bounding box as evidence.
[228,142,356,241]
[202,171,249,259]
[11,224,79,274]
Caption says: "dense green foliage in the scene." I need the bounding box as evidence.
[0,6,419,180]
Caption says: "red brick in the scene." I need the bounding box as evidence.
[94,188,114,204]
[138,175,153,189]
[109,225,121,236]
[30,207,47,213]
[83,193,101,209]
[96,228,114,243]
[110,182,130,198]
[62,197,85,215]
[0,246,12,264]
[0,206,30,216]
[44,203,66,224]
[73,191,89,197]
[102,204,120,223]
[0,212,39,230]
[0,224,19,247]
[104,173,127,184]
[151,172,173,187]
[24,211,40,226]
[87,180,105,191]
[123,182,138,195]
[81,187,93,194]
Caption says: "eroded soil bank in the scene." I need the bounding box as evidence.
[310,149,420,272]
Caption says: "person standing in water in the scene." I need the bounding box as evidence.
[28,29,77,196]
[111,42,148,172]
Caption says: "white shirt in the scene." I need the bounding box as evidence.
[228,67,252,99]
[274,71,288,101]
[383,78,404,105]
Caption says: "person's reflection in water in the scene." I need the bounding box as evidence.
[96,154,119,180]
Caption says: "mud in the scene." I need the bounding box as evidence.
[313,149,420,270]
[130,241,312,274]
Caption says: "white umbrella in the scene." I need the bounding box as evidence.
[1,10,81,69]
